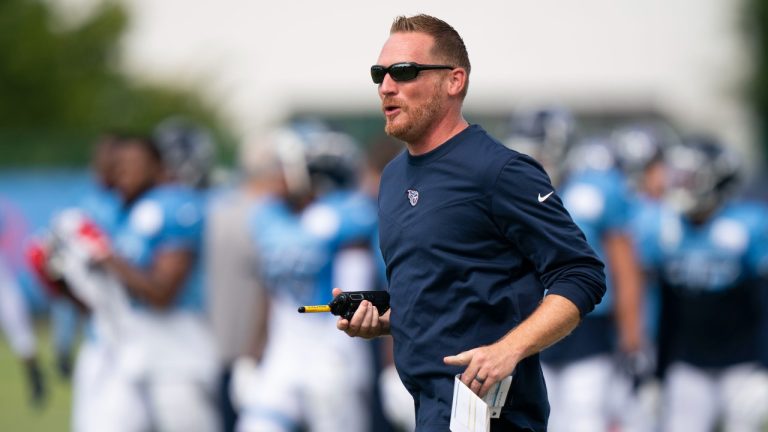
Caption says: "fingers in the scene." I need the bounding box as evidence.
[460,360,481,389]
[363,302,378,333]
[464,364,498,398]
[336,317,350,331]
[473,373,499,398]
[335,291,382,338]
[477,378,494,398]
[360,302,379,338]
[444,349,480,388]
[469,373,484,395]
[443,349,473,366]
[444,348,503,397]
[345,300,380,338]
[345,300,368,334]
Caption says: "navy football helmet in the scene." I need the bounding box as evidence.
[610,122,680,188]
[152,117,216,188]
[560,135,616,180]
[504,107,576,184]
[664,135,742,220]
[273,120,361,200]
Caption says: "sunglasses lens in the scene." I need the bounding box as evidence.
[371,66,386,84]
[389,64,418,82]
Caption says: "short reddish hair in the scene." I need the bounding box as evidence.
[390,14,471,98]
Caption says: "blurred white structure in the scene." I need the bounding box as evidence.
[52,0,756,160]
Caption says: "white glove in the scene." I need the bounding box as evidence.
[50,208,111,263]
[47,209,119,312]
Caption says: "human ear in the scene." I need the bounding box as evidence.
[446,68,467,97]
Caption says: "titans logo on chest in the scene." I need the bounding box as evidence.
[407,189,419,207]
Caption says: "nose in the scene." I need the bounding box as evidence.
[378,73,397,97]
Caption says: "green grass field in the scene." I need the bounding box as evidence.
[0,322,73,431]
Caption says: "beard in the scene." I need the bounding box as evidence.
[384,84,444,143]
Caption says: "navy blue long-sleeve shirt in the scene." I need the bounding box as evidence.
[378,124,606,431]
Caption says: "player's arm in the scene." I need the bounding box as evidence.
[100,248,193,309]
[603,231,644,353]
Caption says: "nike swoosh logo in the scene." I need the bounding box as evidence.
[537,191,554,203]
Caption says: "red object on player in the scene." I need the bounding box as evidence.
[25,240,64,297]
[76,219,111,261]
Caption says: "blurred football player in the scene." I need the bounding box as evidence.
[506,110,644,432]
[548,137,645,432]
[234,123,377,432]
[0,209,45,407]
[640,136,768,432]
[24,134,141,429]
[609,122,680,432]
[56,133,219,432]
[205,133,279,432]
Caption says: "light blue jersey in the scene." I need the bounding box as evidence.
[637,200,768,367]
[249,191,377,307]
[112,183,206,312]
[640,202,768,291]
[80,183,121,236]
[541,168,630,362]
[560,168,632,315]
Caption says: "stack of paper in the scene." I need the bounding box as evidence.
[449,375,513,432]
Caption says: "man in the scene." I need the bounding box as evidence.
[639,137,768,432]
[336,14,606,431]
[56,135,219,431]
[609,122,678,432]
[236,124,377,432]
[205,135,273,432]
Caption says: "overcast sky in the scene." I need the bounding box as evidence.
[50,0,753,156]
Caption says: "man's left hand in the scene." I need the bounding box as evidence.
[443,341,519,398]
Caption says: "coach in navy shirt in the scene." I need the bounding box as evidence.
[335,14,606,431]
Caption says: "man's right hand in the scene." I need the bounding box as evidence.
[333,287,391,339]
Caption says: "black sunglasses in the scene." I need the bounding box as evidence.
[370,62,454,84]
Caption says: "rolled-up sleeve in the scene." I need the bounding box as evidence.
[491,154,606,316]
